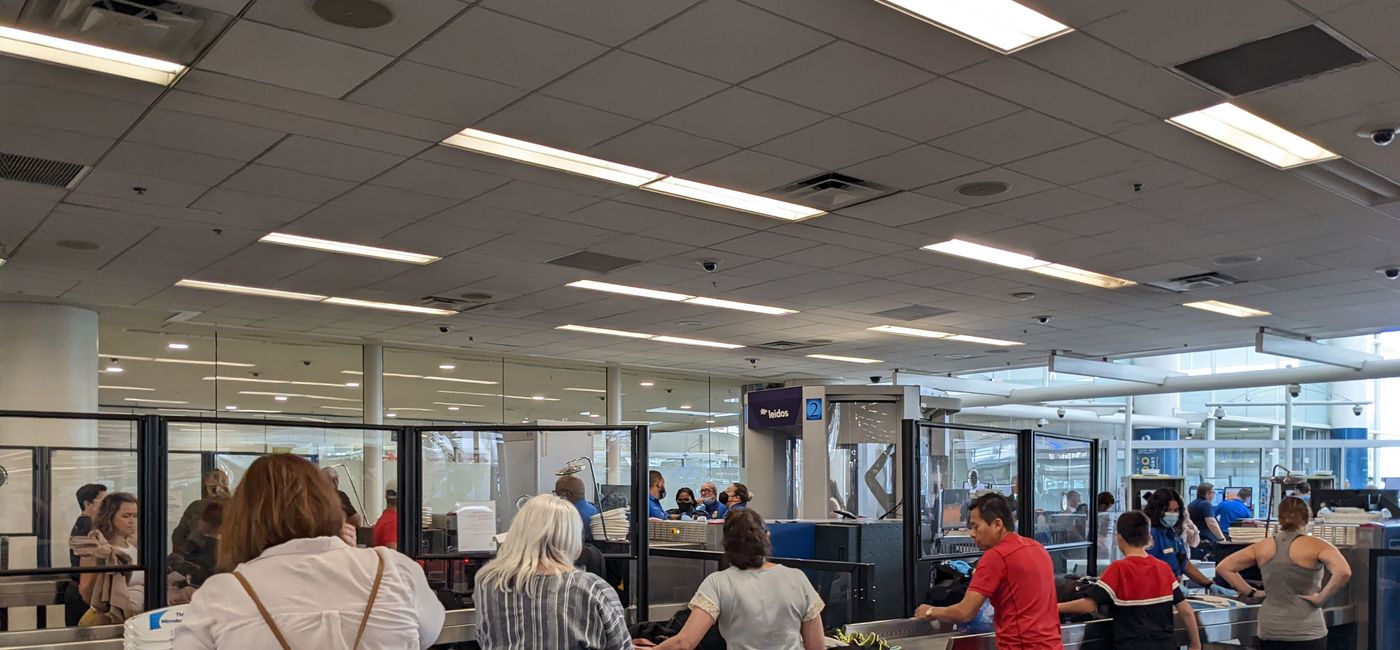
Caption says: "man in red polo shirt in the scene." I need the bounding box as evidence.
[916,493,1062,649]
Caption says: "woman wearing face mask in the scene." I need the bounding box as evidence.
[1144,488,1212,588]
[668,488,699,521]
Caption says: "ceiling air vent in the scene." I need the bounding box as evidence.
[422,295,492,312]
[772,172,896,211]
[1174,25,1368,96]
[873,305,954,321]
[546,251,641,274]
[0,151,89,189]
[1146,272,1243,294]
[1291,159,1400,207]
[18,0,232,63]
[751,340,826,351]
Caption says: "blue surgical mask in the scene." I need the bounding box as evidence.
[1162,513,1180,527]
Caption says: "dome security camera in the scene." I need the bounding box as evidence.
[1353,404,1364,417]
[699,259,721,273]
[1378,267,1400,280]
[1036,418,1049,428]
[1365,127,1396,146]
[438,325,451,334]
[1288,383,1302,398]
[1056,407,1066,419]
[1034,315,1052,324]
[869,376,882,384]
[1214,406,1227,419]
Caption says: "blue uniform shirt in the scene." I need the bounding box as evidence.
[648,495,667,520]
[1216,499,1252,537]
[1148,523,1189,577]
[1187,498,1219,545]
[574,499,600,539]
[697,499,727,520]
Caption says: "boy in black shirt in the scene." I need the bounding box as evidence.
[1060,511,1201,650]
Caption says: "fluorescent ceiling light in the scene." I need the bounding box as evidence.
[567,280,797,315]
[682,296,797,315]
[435,390,560,402]
[154,358,256,367]
[239,390,358,402]
[1184,300,1272,318]
[101,354,152,361]
[99,385,153,391]
[438,364,455,370]
[322,297,457,315]
[1026,263,1135,289]
[567,280,692,302]
[387,407,433,412]
[565,387,606,393]
[433,402,485,408]
[922,239,1135,289]
[0,25,185,85]
[640,382,655,387]
[947,334,1025,346]
[443,129,663,186]
[869,325,953,339]
[274,395,288,401]
[123,397,187,405]
[923,239,1043,269]
[320,406,363,411]
[557,324,654,339]
[641,176,825,221]
[225,405,238,410]
[167,342,189,350]
[345,382,360,388]
[651,335,744,349]
[385,412,398,417]
[423,376,498,385]
[646,407,737,417]
[176,279,326,301]
[807,353,883,364]
[259,233,441,265]
[1168,103,1337,170]
[874,0,1069,53]
[105,365,124,373]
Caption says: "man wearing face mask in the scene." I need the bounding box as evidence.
[698,482,728,520]
[668,487,699,520]
[648,470,668,520]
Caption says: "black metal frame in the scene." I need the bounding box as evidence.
[648,546,877,623]
[402,424,651,619]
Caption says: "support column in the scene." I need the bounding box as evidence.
[1205,417,1217,478]
[1132,356,1181,476]
[605,363,622,484]
[1122,396,1134,493]
[0,303,98,446]
[363,342,384,519]
[1329,336,1374,488]
[1284,389,1294,473]
[1270,425,1280,470]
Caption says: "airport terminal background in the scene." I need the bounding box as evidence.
[4,0,1400,648]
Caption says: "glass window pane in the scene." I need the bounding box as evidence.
[917,426,1018,558]
[1033,435,1091,545]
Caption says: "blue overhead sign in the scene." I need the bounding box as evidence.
[747,387,802,428]
[806,398,823,421]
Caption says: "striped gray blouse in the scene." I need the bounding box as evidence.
[476,570,631,650]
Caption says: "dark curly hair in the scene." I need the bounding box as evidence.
[722,508,771,570]
[1143,488,1185,535]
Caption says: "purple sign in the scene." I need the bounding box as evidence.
[747,387,802,428]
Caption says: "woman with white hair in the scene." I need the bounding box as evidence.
[475,495,630,650]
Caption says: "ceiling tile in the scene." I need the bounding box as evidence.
[346,61,524,125]
[844,78,1020,143]
[1018,31,1217,119]
[838,192,962,228]
[257,136,405,182]
[756,118,915,170]
[245,0,464,55]
[330,184,460,219]
[589,124,737,174]
[711,231,820,257]
[221,164,356,202]
[408,8,608,90]
[980,188,1115,223]
[639,217,755,247]
[934,111,1094,165]
[743,42,933,114]
[554,200,686,234]
[371,159,511,201]
[844,145,989,191]
[681,150,823,194]
[1081,0,1312,66]
[190,188,319,228]
[482,0,697,46]
[100,141,244,186]
[541,51,727,121]
[282,205,417,240]
[899,209,1023,240]
[657,87,826,147]
[1006,138,1152,185]
[75,169,210,208]
[197,20,392,98]
[950,56,1151,135]
[125,109,285,161]
[474,181,600,217]
[476,94,641,150]
[626,0,832,83]
[913,168,1056,207]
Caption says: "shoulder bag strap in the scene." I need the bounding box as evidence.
[351,549,388,650]
[232,571,293,650]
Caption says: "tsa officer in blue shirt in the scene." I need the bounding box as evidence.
[648,470,668,520]
[1144,488,1212,588]
[697,482,727,520]
[554,475,599,539]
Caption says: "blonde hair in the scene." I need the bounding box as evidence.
[476,495,581,594]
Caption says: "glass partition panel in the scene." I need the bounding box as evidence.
[385,347,504,423]
[1032,435,1092,546]
[0,414,143,631]
[828,402,900,520]
[1049,546,1091,577]
[628,371,742,512]
[164,420,396,606]
[914,425,1020,558]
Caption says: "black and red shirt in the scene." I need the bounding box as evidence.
[1087,555,1185,650]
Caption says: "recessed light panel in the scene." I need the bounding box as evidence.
[557,325,744,349]
[175,279,327,301]
[0,25,185,85]
[807,353,883,364]
[442,129,663,186]
[922,239,1134,289]
[259,233,441,265]
[873,0,1072,54]
[566,280,797,315]
[1183,300,1271,318]
[1168,103,1337,169]
[322,297,457,315]
[641,176,826,221]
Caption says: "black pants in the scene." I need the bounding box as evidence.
[63,582,88,626]
[1260,637,1327,650]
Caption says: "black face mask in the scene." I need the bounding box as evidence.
[677,501,694,513]
[656,487,667,500]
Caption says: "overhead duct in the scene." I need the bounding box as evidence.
[961,358,1400,408]
[957,404,1188,429]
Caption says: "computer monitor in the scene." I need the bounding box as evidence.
[1312,488,1400,518]
[598,484,631,511]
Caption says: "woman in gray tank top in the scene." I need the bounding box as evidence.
[1216,497,1353,650]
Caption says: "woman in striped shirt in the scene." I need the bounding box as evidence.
[475,495,631,650]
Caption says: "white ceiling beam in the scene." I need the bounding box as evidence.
[892,369,1031,397]
[1049,352,1180,385]
[1255,328,1380,370]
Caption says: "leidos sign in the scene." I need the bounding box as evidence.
[747,387,802,428]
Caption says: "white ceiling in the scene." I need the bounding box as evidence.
[4,0,1400,383]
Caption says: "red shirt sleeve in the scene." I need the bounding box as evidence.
[968,548,1006,599]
